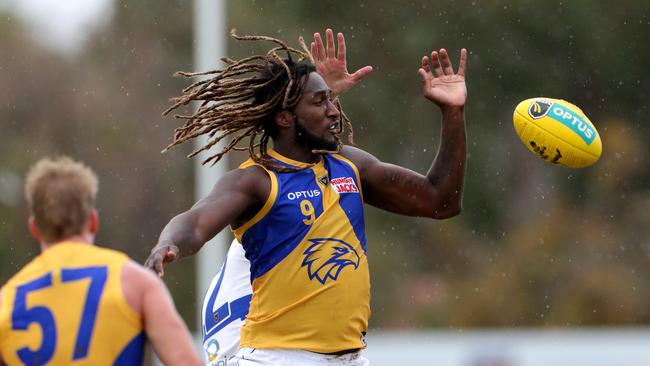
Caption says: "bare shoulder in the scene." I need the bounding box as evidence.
[121,260,166,314]
[340,145,381,176]
[122,260,160,285]
[231,163,269,180]
[213,163,271,202]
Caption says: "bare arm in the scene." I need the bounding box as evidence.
[144,165,269,276]
[122,261,201,366]
[342,48,468,219]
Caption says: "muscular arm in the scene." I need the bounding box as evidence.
[342,105,466,219]
[122,261,201,366]
[145,165,269,275]
[342,48,468,219]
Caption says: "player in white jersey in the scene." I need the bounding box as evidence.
[201,239,252,365]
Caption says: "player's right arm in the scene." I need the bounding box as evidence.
[122,261,202,366]
[145,165,269,276]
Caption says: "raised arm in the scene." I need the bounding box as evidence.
[342,48,468,219]
[144,165,269,276]
[311,28,373,98]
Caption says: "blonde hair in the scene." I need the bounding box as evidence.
[25,157,98,242]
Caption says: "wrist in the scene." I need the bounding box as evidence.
[153,240,179,254]
[440,105,465,114]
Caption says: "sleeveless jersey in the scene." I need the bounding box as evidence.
[201,239,252,364]
[0,242,144,366]
[234,150,370,353]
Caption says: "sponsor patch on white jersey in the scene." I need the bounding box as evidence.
[331,177,359,194]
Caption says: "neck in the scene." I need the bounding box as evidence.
[272,140,321,164]
[41,233,94,252]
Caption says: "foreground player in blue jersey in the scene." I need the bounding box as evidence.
[146,28,468,365]
[0,157,201,366]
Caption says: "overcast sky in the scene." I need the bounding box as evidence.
[0,0,113,55]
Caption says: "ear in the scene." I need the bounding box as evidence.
[274,110,295,130]
[88,210,99,235]
[28,216,41,241]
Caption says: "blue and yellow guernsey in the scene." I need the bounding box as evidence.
[0,242,144,366]
[235,150,370,353]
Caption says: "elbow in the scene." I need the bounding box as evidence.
[428,202,462,219]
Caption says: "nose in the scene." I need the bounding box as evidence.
[326,99,340,118]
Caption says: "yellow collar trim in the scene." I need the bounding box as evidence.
[267,149,323,169]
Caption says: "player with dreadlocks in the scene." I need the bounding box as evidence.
[161,30,358,169]
[146,28,468,365]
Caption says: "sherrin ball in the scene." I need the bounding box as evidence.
[512,97,602,168]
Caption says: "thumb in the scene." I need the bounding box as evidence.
[351,65,373,82]
[163,245,179,263]
[417,68,428,82]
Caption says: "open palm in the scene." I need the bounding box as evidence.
[311,29,373,97]
[418,48,468,108]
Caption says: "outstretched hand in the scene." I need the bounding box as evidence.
[418,48,468,109]
[311,28,373,98]
[144,244,179,277]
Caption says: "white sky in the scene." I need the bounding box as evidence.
[0,0,114,55]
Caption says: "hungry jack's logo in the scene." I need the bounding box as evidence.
[330,177,359,194]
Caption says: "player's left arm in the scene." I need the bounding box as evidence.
[342,48,468,219]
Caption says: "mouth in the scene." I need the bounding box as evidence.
[327,122,340,134]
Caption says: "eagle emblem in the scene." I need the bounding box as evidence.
[301,238,360,284]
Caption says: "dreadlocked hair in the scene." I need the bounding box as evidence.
[161,30,355,171]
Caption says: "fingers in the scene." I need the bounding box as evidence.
[424,48,468,77]
[145,250,165,277]
[439,48,454,75]
[310,41,318,62]
[430,51,444,77]
[313,32,326,61]
[314,29,347,62]
[350,65,373,82]
[325,28,335,59]
[337,32,346,62]
[421,55,430,73]
[145,245,179,278]
[417,68,429,83]
[457,48,468,77]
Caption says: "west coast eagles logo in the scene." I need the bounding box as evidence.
[301,238,360,284]
[528,99,553,119]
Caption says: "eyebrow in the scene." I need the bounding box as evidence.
[309,89,331,99]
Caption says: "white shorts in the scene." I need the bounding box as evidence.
[231,348,370,366]
[202,239,253,365]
